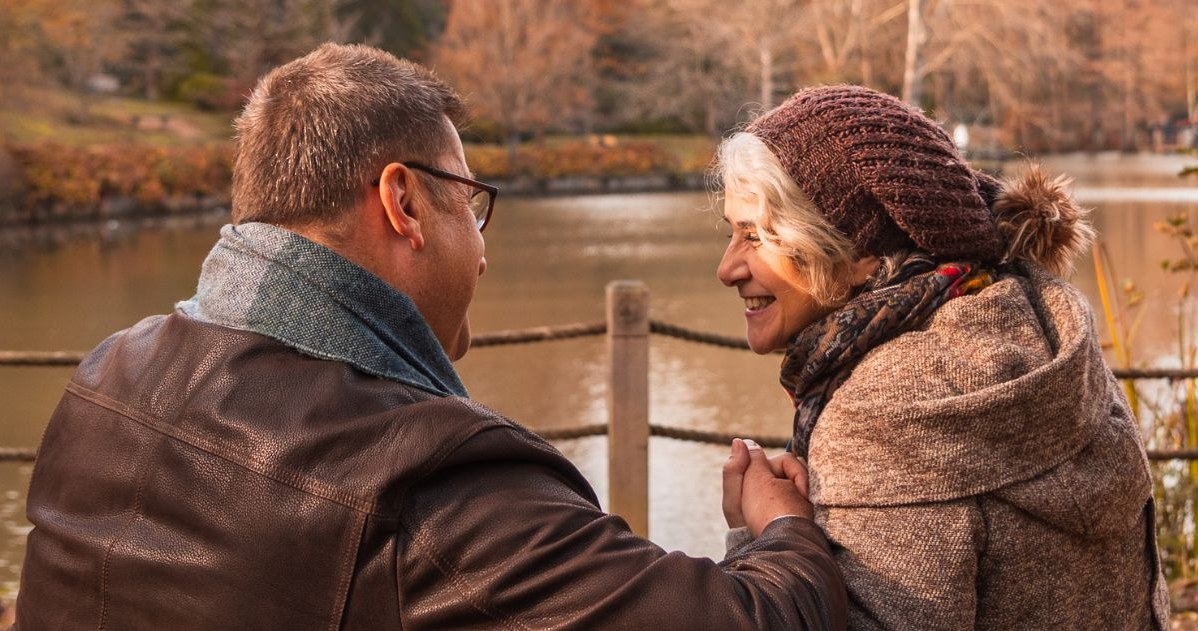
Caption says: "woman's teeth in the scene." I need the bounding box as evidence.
[744,296,775,311]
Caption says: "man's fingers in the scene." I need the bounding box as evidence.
[753,446,810,496]
[770,452,810,497]
[738,439,814,536]
[766,453,787,477]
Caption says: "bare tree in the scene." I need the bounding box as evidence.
[1088,0,1195,151]
[121,0,191,100]
[7,0,1191,154]
[0,1,45,105]
[1185,5,1198,128]
[624,0,747,134]
[901,0,926,105]
[164,0,346,110]
[334,0,444,60]
[434,0,598,154]
[25,0,128,120]
[799,0,904,87]
[797,0,912,90]
[666,0,805,110]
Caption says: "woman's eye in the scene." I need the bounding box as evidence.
[743,232,760,243]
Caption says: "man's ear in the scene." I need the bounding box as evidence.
[849,255,880,287]
[377,162,424,250]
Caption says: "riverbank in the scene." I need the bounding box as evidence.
[2,139,1192,232]
[0,84,719,227]
[0,136,716,228]
[0,171,713,252]
[0,169,711,252]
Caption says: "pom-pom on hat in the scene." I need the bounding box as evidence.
[746,85,1004,262]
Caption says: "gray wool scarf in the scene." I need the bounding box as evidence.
[176,222,467,398]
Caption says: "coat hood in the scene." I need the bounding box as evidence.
[808,266,1153,538]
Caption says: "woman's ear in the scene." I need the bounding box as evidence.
[377,163,424,250]
[849,255,880,287]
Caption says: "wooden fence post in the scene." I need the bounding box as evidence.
[606,280,650,537]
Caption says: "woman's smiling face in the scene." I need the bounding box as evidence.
[716,187,835,354]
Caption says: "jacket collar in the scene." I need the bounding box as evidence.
[177,222,467,397]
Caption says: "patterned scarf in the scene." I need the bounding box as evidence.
[176,222,468,397]
[779,254,995,457]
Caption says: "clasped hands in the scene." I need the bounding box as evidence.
[721,438,813,537]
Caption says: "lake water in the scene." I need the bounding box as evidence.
[1,153,1196,598]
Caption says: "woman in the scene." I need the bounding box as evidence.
[716,85,1169,630]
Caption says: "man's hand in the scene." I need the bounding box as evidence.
[722,439,813,537]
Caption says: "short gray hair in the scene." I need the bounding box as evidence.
[232,43,466,227]
[713,132,857,305]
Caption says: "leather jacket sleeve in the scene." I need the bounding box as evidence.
[397,426,848,631]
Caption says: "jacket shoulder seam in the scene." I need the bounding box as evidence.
[401,518,533,631]
[64,381,380,515]
[400,398,521,486]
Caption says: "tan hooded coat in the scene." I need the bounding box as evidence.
[783,167,1171,630]
[808,262,1169,630]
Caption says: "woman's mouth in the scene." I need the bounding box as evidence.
[744,296,775,312]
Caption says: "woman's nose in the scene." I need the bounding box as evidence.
[717,244,746,287]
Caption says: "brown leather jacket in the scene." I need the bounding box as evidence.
[17,313,847,630]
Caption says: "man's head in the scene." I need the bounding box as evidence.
[231,43,466,229]
[233,43,489,362]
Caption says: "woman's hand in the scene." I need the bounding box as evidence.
[722,439,752,529]
[722,438,814,536]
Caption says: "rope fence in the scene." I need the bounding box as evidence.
[11,322,1198,379]
[0,449,36,463]
[472,321,607,347]
[487,423,1198,462]
[0,431,1194,462]
[4,316,1198,465]
[0,351,88,366]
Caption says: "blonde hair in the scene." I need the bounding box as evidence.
[713,132,857,305]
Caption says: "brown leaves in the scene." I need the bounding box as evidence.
[465,140,679,180]
[9,143,233,212]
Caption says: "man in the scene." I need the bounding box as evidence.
[16,43,845,630]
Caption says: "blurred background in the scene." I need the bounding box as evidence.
[2,0,1197,150]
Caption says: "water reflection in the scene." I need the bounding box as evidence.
[0,209,228,256]
[0,465,31,598]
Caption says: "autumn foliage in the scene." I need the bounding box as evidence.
[1,138,713,224]
[6,143,233,222]
[466,140,685,179]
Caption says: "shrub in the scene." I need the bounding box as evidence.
[175,73,247,112]
[464,145,513,179]
[466,139,681,180]
[8,143,233,218]
[8,135,702,223]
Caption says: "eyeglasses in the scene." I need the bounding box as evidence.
[372,162,498,232]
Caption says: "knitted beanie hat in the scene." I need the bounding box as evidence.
[747,85,1004,262]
